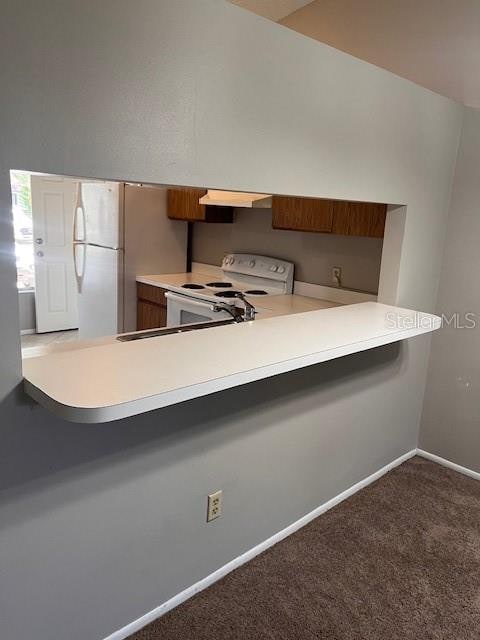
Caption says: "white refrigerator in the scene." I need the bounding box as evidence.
[73,181,187,339]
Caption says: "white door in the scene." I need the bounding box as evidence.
[32,176,79,333]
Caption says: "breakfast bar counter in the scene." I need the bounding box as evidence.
[23,302,441,424]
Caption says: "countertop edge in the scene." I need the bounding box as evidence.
[23,313,441,424]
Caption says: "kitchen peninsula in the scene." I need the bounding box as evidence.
[23,302,441,423]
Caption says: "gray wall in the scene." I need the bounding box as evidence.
[420,108,480,471]
[0,1,462,639]
[18,290,36,332]
[192,208,383,293]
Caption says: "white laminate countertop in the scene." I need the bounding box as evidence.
[23,302,441,424]
[136,272,341,318]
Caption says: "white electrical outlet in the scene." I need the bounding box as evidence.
[207,490,222,522]
[332,266,342,287]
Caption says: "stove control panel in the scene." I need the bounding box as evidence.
[222,253,295,293]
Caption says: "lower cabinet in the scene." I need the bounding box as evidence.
[137,283,168,330]
[137,300,167,331]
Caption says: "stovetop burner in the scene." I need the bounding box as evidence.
[182,283,205,290]
[206,282,233,288]
[245,290,268,295]
[214,290,242,298]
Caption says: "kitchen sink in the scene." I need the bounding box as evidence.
[117,318,236,342]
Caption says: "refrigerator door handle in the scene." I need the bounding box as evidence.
[73,183,87,243]
[73,242,86,294]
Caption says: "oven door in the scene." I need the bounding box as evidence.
[165,291,232,327]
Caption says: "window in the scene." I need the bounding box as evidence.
[11,171,35,290]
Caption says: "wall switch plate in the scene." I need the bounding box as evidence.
[207,490,222,522]
[332,266,342,287]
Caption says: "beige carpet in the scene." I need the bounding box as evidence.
[129,457,480,639]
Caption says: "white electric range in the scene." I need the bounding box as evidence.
[150,254,295,327]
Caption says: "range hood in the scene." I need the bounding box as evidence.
[199,190,272,209]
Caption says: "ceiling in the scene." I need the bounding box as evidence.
[229,0,313,22]
[229,0,480,108]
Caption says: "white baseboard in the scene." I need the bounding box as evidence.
[417,449,480,481]
[20,329,36,335]
[103,449,416,640]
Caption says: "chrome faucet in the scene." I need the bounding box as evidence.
[212,293,256,323]
[235,292,256,321]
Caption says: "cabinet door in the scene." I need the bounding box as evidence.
[167,188,233,223]
[167,188,207,221]
[137,300,167,330]
[332,201,387,237]
[137,283,167,330]
[137,282,167,306]
[272,196,334,233]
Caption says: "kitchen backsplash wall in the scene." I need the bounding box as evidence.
[192,208,383,293]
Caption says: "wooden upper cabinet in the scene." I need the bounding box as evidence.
[167,188,233,223]
[272,195,387,238]
[332,201,387,238]
[167,188,206,221]
[272,196,334,233]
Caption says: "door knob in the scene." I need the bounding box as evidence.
[36,250,44,257]
[35,238,43,244]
